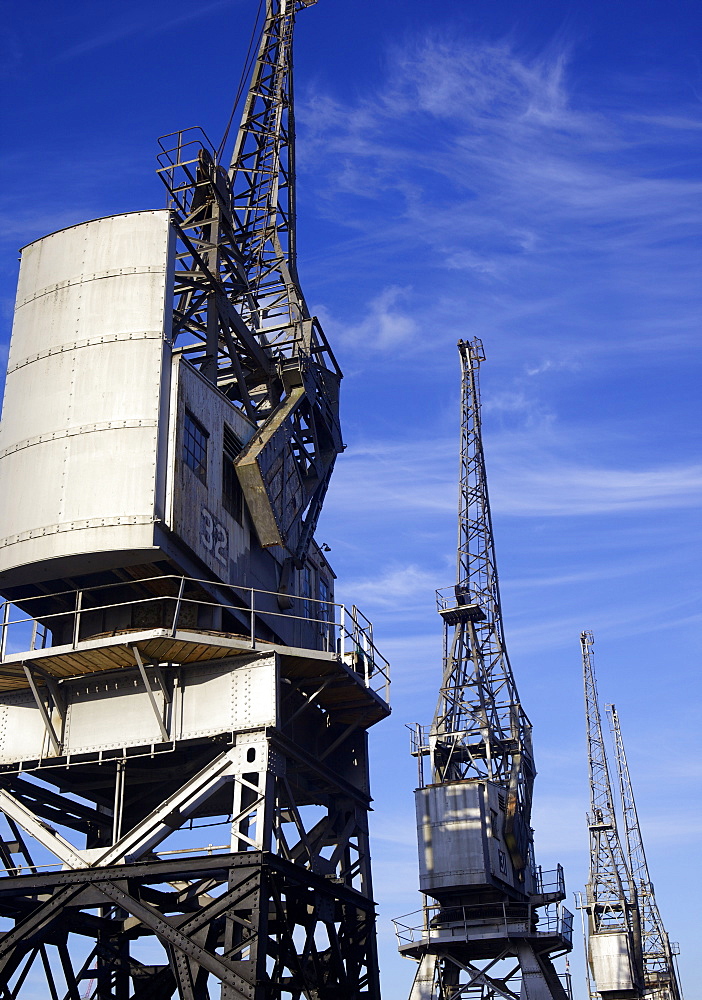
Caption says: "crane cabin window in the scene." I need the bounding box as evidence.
[183,411,208,484]
[222,424,243,523]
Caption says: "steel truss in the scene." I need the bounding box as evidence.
[156,0,342,565]
[401,342,572,1000]
[407,946,571,1000]
[0,1,383,997]
[427,340,534,872]
[0,708,383,998]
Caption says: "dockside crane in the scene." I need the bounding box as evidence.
[0,0,389,995]
[395,340,573,1000]
[581,631,645,999]
[606,704,683,1000]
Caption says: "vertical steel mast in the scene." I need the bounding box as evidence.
[581,632,644,998]
[431,339,534,866]
[606,704,683,1000]
[395,341,573,1000]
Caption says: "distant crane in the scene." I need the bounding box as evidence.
[581,631,644,998]
[395,340,573,1000]
[606,704,683,1000]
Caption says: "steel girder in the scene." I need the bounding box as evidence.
[155,0,343,567]
[0,722,381,999]
[407,945,570,1000]
[0,853,378,1000]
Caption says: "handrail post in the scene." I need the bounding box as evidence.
[250,588,255,649]
[339,605,345,660]
[72,590,82,648]
[0,602,9,662]
[171,576,186,637]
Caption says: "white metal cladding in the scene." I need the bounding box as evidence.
[176,654,277,738]
[0,654,277,763]
[63,674,167,754]
[415,780,525,896]
[0,690,57,763]
[589,932,635,992]
[0,211,174,581]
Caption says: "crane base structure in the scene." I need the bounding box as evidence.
[0,0,395,994]
[0,586,390,997]
[395,880,573,1000]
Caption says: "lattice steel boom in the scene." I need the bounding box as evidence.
[606,704,683,1000]
[157,0,342,566]
[430,338,535,870]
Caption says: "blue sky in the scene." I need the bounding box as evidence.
[2,1,701,997]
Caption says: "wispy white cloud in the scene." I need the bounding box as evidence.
[329,437,702,519]
[300,33,702,367]
[490,459,702,516]
[340,564,438,610]
[55,0,236,61]
[322,285,419,352]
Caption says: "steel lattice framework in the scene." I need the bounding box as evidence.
[157,0,342,564]
[606,704,683,1000]
[431,339,534,872]
[581,631,644,998]
[399,343,572,1000]
[0,1,388,997]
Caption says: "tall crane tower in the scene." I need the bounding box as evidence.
[394,340,573,1000]
[0,1,390,997]
[606,705,683,1000]
[581,631,644,999]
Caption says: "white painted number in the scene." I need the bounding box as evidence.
[213,522,228,564]
[201,509,213,550]
[201,508,228,565]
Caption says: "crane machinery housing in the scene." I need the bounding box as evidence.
[581,632,683,1000]
[394,340,573,1000]
[0,1,390,997]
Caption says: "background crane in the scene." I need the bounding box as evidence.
[606,704,683,1000]
[395,340,573,1000]
[581,631,644,998]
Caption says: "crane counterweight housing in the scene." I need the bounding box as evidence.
[415,779,537,900]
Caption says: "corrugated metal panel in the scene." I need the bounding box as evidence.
[415,780,527,897]
[166,357,255,583]
[590,932,635,993]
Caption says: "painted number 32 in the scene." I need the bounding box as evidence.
[201,508,228,565]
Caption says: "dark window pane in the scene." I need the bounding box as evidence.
[183,411,208,484]
[222,424,243,523]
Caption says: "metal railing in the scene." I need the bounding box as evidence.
[0,575,390,703]
[535,864,566,899]
[435,584,485,613]
[393,900,574,949]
